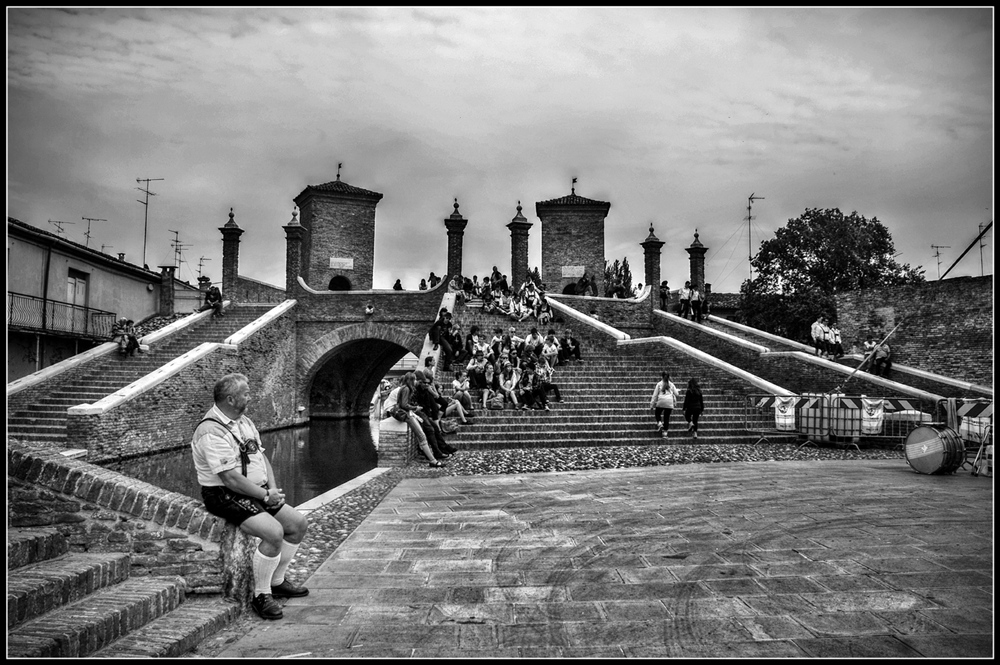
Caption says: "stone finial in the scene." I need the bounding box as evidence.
[644,223,660,242]
[571,177,577,195]
[287,207,299,226]
[511,200,527,223]
[336,162,342,181]
[224,207,240,228]
[690,228,704,247]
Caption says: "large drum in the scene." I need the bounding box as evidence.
[904,425,965,475]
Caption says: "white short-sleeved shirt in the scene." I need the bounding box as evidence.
[191,405,267,487]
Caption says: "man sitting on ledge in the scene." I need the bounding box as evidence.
[191,373,309,620]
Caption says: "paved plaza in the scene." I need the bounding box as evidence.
[215,459,993,658]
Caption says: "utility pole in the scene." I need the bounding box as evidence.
[746,193,764,282]
[136,177,164,267]
[931,244,951,280]
[48,219,75,237]
[81,216,107,248]
[197,256,211,279]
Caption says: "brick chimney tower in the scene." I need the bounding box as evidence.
[283,208,307,295]
[444,198,468,283]
[685,229,708,293]
[536,180,610,295]
[219,208,243,300]
[506,201,532,291]
[641,224,665,313]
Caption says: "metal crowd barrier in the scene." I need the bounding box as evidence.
[746,393,943,450]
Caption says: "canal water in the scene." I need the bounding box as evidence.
[103,418,379,508]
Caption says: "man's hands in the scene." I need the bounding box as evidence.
[264,486,286,509]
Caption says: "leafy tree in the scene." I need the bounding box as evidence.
[604,258,635,297]
[527,266,542,288]
[738,208,924,338]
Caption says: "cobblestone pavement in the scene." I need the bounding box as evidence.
[198,458,993,659]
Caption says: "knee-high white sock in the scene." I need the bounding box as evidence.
[252,547,281,596]
[271,540,300,586]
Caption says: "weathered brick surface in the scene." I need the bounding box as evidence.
[833,276,993,388]
[376,425,415,467]
[7,528,70,570]
[537,197,610,297]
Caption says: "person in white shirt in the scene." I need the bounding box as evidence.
[191,373,309,621]
[649,371,680,439]
[679,282,692,319]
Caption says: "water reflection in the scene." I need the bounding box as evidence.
[101,418,378,508]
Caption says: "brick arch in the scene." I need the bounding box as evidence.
[298,322,426,418]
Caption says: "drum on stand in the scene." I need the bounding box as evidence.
[904,425,965,475]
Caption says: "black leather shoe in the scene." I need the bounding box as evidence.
[251,593,283,619]
[271,580,309,598]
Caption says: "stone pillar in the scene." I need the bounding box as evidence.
[444,198,468,283]
[158,265,177,316]
[219,208,244,301]
[283,208,307,295]
[641,224,665,312]
[685,230,708,292]
[507,202,532,292]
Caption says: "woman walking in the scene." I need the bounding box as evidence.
[682,378,705,440]
[649,371,679,439]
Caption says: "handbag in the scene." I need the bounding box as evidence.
[389,407,409,422]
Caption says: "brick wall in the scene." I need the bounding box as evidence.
[66,311,300,461]
[539,207,608,296]
[299,196,378,291]
[549,295,653,340]
[8,442,256,602]
[833,275,993,388]
[232,275,285,303]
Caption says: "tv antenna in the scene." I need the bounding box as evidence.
[746,193,764,281]
[101,244,114,254]
[136,177,165,266]
[48,219,75,237]
[81,216,107,248]
[197,256,211,278]
[931,244,951,280]
[169,229,192,272]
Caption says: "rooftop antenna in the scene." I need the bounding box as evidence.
[940,220,993,281]
[136,177,165,267]
[746,193,764,281]
[101,243,114,254]
[81,216,107,248]
[197,256,211,279]
[169,229,192,272]
[48,219,75,237]
[931,244,951,280]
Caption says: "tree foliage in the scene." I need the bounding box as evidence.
[604,258,635,297]
[738,208,924,339]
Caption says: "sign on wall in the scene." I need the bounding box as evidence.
[330,257,354,270]
[561,265,585,278]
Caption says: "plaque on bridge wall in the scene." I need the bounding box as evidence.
[330,257,354,270]
[561,265,585,278]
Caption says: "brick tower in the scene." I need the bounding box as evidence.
[292,171,383,291]
[283,208,307,295]
[219,208,243,298]
[535,182,610,296]
[506,201,532,291]
[685,229,708,293]
[641,224,665,312]
[444,198,468,283]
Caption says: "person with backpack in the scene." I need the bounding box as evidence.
[682,377,705,440]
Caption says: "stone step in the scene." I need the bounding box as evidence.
[7,528,70,570]
[93,597,239,658]
[451,433,782,450]
[7,576,186,658]
[450,426,749,443]
[8,552,132,629]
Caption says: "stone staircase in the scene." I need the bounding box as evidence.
[7,305,274,449]
[7,527,238,658]
[443,301,794,449]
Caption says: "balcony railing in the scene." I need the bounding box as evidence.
[7,292,117,340]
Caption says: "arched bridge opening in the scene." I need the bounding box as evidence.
[300,322,426,419]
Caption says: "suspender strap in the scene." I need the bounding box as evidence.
[197,417,250,477]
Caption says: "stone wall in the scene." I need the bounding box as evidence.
[66,311,300,462]
[8,442,256,602]
[833,275,993,388]
[548,294,652,341]
[232,275,285,304]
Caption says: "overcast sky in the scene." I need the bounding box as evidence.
[7,7,994,293]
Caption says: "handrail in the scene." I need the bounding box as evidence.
[7,342,120,396]
[139,300,231,344]
[654,309,770,354]
[620,336,793,396]
[225,300,296,346]
[543,294,630,341]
